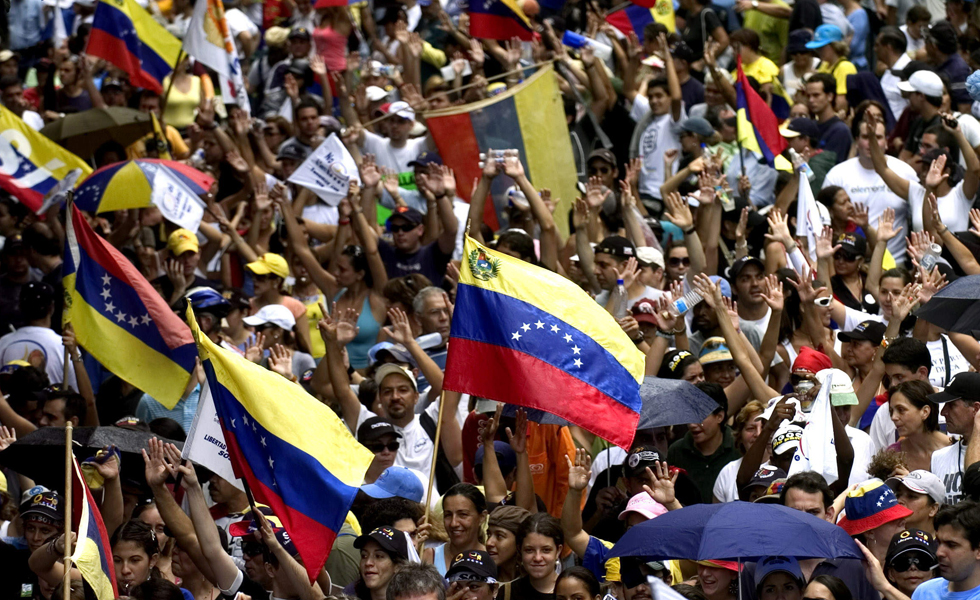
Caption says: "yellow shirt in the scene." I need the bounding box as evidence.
[126,124,190,160]
[817,59,858,96]
[163,74,203,130]
[735,56,781,86]
[741,0,790,64]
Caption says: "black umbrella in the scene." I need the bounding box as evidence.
[915,275,980,335]
[0,426,182,490]
[40,107,153,159]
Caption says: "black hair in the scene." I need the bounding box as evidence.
[906,5,931,22]
[776,269,803,343]
[43,390,88,425]
[443,483,488,514]
[935,500,980,549]
[1,364,48,412]
[850,100,888,140]
[816,186,844,210]
[112,520,160,560]
[922,124,959,163]
[889,379,940,432]
[882,337,932,377]
[20,285,54,321]
[22,223,61,257]
[695,381,728,420]
[386,564,445,600]
[878,27,908,54]
[94,141,127,167]
[516,512,564,549]
[296,97,321,115]
[880,267,913,285]
[130,579,184,600]
[555,566,601,597]
[0,75,21,90]
[149,418,186,442]
[658,349,699,380]
[779,471,833,509]
[496,230,537,264]
[648,77,670,94]
[382,274,433,314]
[672,584,709,600]
[360,498,423,533]
[808,73,837,100]
[0,196,30,225]
[809,575,852,600]
[642,23,669,43]
[342,245,374,288]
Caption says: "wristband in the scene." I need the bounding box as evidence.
[655,329,673,340]
[339,217,351,225]
[683,226,695,235]
[937,225,949,236]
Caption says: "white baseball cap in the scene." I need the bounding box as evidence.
[886,470,946,504]
[388,101,416,121]
[897,70,944,98]
[771,423,804,456]
[374,363,418,392]
[366,86,388,102]
[636,246,665,270]
[243,304,296,331]
[816,368,859,406]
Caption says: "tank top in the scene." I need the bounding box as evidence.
[163,75,202,130]
[297,291,326,359]
[313,25,348,72]
[333,290,381,369]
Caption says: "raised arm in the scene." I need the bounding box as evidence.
[274,185,339,298]
[866,208,902,304]
[562,449,593,557]
[502,154,559,271]
[867,111,910,200]
[506,408,537,513]
[315,310,364,431]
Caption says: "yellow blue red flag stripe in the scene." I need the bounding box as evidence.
[86,0,181,93]
[64,205,195,408]
[468,0,534,41]
[735,56,788,169]
[189,308,374,582]
[444,237,644,449]
[70,456,117,600]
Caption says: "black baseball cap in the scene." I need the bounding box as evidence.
[289,27,311,40]
[408,151,443,169]
[595,235,636,260]
[728,255,765,280]
[885,530,938,570]
[357,417,402,444]
[780,117,821,142]
[276,139,310,162]
[671,41,698,64]
[386,205,424,227]
[741,466,787,494]
[929,372,980,404]
[20,491,64,524]
[102,78,125,90]
[447,550,498,583]
[21,281,55,308]
[354,526,411,561]
[623,444,663,478]
[838,320,887,345]
[587,148,617,167]
[836,232,867,257]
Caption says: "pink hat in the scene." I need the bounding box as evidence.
[618,492,668,521]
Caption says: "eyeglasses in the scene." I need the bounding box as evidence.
[389,223,418,233]
[668,257,691,267]
[365,441,400,453]
[890,555,937,573]
[814,296,833,307]
[834,252,858,262]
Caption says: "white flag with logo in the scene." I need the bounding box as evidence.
[287,133,361,206]
[182,382,244,491]
[150,166,205,232]
[796,171,823,262]
[183,0,250,115]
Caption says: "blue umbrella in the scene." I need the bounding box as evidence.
[607,502,861,562]
[915,274,980,335]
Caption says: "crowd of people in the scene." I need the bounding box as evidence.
[5,0,980,597]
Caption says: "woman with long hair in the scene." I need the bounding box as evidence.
[888,380,951,471]
[424,484,489,576]
[555,567,602,600]
[803,575,853,600]
[486,505,531,583]
[351,527,411,600]
[112,520,162,595]
[503,513,565,600]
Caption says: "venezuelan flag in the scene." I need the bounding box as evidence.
[70,456,118,600]
[469,0,534,41]
[735,56,789,169]
[426,64,577,235]
[86,0,182,93]
[606,2,674,39]
[189,308,374,583]
[64,205,196,408]
[444,237,645,449]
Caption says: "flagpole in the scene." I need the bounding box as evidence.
[160,48,185,117]
[63,423,73,600]
[62,188,75,394]
[418,390,447,553]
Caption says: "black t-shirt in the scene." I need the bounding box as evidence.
[0,542,37,599]
[676,7,723,56]
[219,572,271,600]
[680,78,705,114]
[904,113,942,155]
[497,577,555,600]
[378,239,452,286]
[790,0,823,32]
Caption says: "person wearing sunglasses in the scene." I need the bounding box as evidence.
[884,529,938,597]
[358,417,403,485]
[829,232,880,315]
[665,245,692,285]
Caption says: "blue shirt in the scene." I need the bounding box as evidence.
[847,9,870,70]
[136,385,201,434]
[818,116,853,166]
[8,0,44,50]
[940,53,973,108]
[913,578,980,600]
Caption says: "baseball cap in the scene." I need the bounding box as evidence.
[636,246,664,269]
[771,424,804,456]
[886,470,946,504]
[447,550,498,584]
[786,30,814,55]
[885,530,938,571]
[926,21,959,55]
[242,304,296,330]
[368,341,414,365]
[838,479,914,536]
[680,117,715,138]
[754,478,789,504]
[836,232,867,257]
[265,26,290,47]
[19,491,64,524]
[246,253,289,279]
[631,298,660,326]
[755,556,805,589]
[365,86,389,102]
[897,70,944,97]
[728,255,765,281]
[587,148,617,167]
[386,206,425,227]
[838,320,887,346]
[699,337,733,365]
[21,281,54,308]
[623,445,663,478]
[741,466,787,495]
[929,372,980,404]
[816,368,859,406]
[102,78,124,91]
[708,275,733,299]
[388,100,416,121]
[595,235,636,260]
[618,492,668,521]
[167,228,199,256]
[408,151,443,169]
[806,24,843,49]
[354,526,411,560]
[475,441,518,478]
[374,363,418,392]
[671,41,699,64]
[0,50,18,63]
[277,140,310,162]
[357,417,402,444]
[360,466,424,502]
[289,26,311,40]
[780,117,821,141]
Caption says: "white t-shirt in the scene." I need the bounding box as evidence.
[870,401,897,454]
[360,130,429,177]
[927,335,971,389]
[909,181,972,234]
[846,425,873,485]
[0,326,76,390]
[357,402,444,486]
[955,113,980,169]
[713,457,742,503]
[900,25,927,55]
[630,95,684,200]
[302,202,339,226]
[781,58,821,100]
[595,285,666,309]
[823,156,919,262]
[842,306,885,332]
[931,439,966,505]
[22,110,43,131]
[740,308,772,336]
[881,53,911,120]
[224,8,259,58]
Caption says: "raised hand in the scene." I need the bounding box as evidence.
[469,38,485,67]
[572,198,590,229]
[643,461,678,508]
[876,207,902,241]
[382,167,400,197]
[479,403,502,444]
[0,426,15,451]
[761,273,784,311]
[850,203,869,230]
[244,332,265,364]
[815,226,839,260]
[970,208,980,238]
[142,437,177,489]
[585,175,609,208]
[360,154,382,190]
[764,208,794,249]
[917,265,947,305]
[565,447,592,492]
[505,408,528,454]
[502,153,525,179]
[268,344,294,378]
[663,191,694,231]
[382,307,414,345]
[613,256,640,288]
[692,273,721,309]
[735,207,749,243]
[925,153,949,189]
[482,148,501,179]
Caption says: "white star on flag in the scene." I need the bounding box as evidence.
[563,334,573,343]
[268,457,275,468]
[141,314,152,325]
[105,302,115,313]
[521,323,530,332]
[551,325,560,333]
[535,321,544,329]
[116,311,127,322]
[129,316,139,327]
[230,418,236,428]
[100,288,111,300]
[573,358,583,368]
[260,436,267,447]
[101,274,111,286]
[512,331,522,341]
[572,346,581,354]
[242,414,249,426]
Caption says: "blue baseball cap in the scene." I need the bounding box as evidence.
[805,24,843,49]
[361,466,424,502]
[474,441,518,478]
[709,275,732,299]
[755,556,805,590]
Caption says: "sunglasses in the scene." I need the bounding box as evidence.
[366,441,400,453]
[669,257,691,267]
[242,541,267,557]
[588,166,613,175]
[834,252,858,262]
[890,555,937,573]
[389,223,418,233]
[814,296,833,307]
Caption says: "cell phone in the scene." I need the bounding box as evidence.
[942,114,958,129]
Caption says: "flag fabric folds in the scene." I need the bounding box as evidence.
[426,64,577,234]
[606,3,674,39]
[64,204,196,408]
[795,171,822,261]
[0,105,92,212]
[87,0,182,93]
[183,0,251,114]
[70,456,118,600]
[735,56,788,169]
[188,308,374,582]
[468,0,534,41]
[444,237,645,449]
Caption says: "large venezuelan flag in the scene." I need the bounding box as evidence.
[426,65,577,235]
[189,309,373,583]
[606,2,675,38]
[469,0,534,40]
[86,0,182,93]
[70,456,118,600]
[63,204,196,408]
[735,57,788,169]
[444,237,645,449]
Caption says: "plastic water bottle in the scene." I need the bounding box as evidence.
[715,185,735,212]
[788,148,815,181]
[920,243,942,271]
[189,149,206,171]
[670,289,704,316]
[611,279,629,319]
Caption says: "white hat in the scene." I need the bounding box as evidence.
[886,470,946,504]
[374,363,418,391]
[897,71,944,98]
[366,86,388,102]
[243,304,296,330]
[771,423,804,456]
[816,368,859,406]
[756,396,807,425]
[388,101,415,121]
[636,246,665,270]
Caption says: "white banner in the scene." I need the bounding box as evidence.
[287,133,361,206]
[183,0,250,115]
[796,171,822,262]
[150,167,205,232]
[182,382,244,491]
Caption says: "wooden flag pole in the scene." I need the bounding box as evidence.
[417,390,447,553]
[63,423,73,600]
